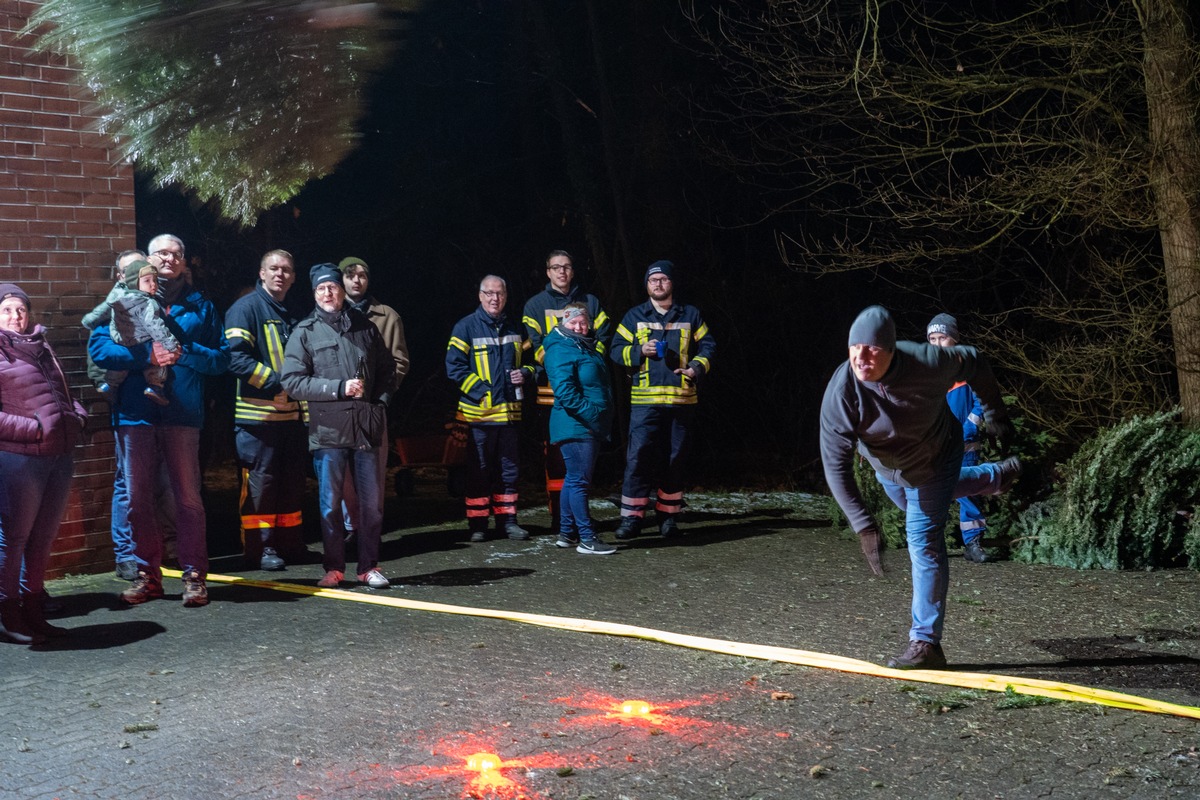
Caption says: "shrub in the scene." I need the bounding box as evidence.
[1011,411,1200,570]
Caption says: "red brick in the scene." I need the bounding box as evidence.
[4,124,44,142]
[41,128,82,146]
[0,202,37,219]
[1,91,39,111]
[5,156,45,173]
[0,77,34,95]
[34,143,73,161]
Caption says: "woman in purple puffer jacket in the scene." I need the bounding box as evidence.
[0,283,87,644]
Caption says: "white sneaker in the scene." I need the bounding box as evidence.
[357,569,390,589]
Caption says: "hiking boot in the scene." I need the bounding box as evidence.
[504,522,530,541]
[997,456,1022,493]
[181,570,209,607]
[886,640,947,670]
[658,517,680,538]
[555,533,580,548]
[260,548,285,571]
[963,540,992,563]
[115,560,140,581]
[317,570,344,588]
[469,530,487,543]
[614,519,641,540]
[357,569,390,589]
[576,539,617,555]
[22,593,67,638]
[120,572,164,605]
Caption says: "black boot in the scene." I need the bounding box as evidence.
[0,598,41,645]
[22,592,67,638]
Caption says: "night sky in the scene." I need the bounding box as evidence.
[131,1,915,487]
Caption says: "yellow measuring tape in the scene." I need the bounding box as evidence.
[165,568,1200,721]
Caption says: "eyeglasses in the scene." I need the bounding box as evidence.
[647,277,671,285]
[547,264,573,273]
[154,249,183,261]
[480,290,506,298]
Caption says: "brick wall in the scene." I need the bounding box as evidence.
[2,0,136,577]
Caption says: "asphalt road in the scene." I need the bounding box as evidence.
[3,487,1198,799]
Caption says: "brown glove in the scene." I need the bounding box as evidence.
[859,526,884,577]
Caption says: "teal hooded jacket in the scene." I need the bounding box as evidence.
[543,327,613,444]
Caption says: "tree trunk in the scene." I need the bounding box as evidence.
[1141,0,1200,425]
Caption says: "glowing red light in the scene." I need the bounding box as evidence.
[465,752,501,772]
[621,700,652,716]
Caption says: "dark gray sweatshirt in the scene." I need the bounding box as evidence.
[820,340,1008,532]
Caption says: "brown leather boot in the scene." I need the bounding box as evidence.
[0,598,41,645]
[22,592,67,638]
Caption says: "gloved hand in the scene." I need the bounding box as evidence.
[987,418,1013,454]
[858,526,885,577]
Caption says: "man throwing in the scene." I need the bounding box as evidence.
[820,305,1019,669]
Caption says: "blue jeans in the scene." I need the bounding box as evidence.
[313,447,383,573]
[559,439,599,541]
[876,458,1007,644]
[120,425,207,580]
[340,443,387,533]
[0,452,74,601]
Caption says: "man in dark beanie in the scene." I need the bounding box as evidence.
[926,313,992,564]
[820,305,1020,669]
[610,259,715,540]
[282,263,397,590]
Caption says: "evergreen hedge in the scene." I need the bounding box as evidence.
[1012,411,1200,570]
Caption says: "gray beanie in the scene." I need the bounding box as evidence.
[847,306,896,350]
[926,313,960,343]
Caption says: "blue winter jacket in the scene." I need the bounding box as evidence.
[88,284,230,428]
[544,327,613,444]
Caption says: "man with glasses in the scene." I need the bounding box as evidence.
[224,250,307,571]
[446,275,535,542]
[610,260,715,540]
[89,233,230,607]
[522,250,611,537]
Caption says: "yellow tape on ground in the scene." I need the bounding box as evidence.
[165,568,1200,721]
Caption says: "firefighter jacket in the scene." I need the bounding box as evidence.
[446,305,534,424]
[611,299,715,406]
[224,284,301,425]
[522,283,611,406]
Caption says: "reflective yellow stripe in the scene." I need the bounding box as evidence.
[225,326,254,343]
[264,322,286,372]
[448,336,469,353]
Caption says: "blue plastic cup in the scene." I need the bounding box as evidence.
[654,340,667,359]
